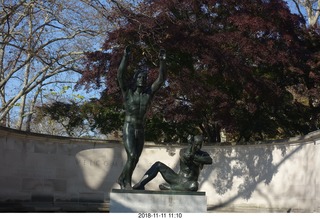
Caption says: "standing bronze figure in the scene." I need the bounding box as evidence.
[117,46,166,189]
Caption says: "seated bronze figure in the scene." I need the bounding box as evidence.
[133,135,213,191]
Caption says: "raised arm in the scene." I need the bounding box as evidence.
[117,46,130,95]
[194,151,213,165]
[151,49,167,94]
[182,135,213,165]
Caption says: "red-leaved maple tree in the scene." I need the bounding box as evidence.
[71,0,318,142]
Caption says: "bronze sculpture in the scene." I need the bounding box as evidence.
[117,46,166,189]
[133,135,213,191]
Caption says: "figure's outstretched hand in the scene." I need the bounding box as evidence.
[124,45,131,56]
[159,49,166,60]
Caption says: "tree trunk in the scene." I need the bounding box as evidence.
[200,122,221,143]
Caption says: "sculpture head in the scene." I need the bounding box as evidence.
[136,72,147,87]
[134,70,147,88]
[193,135,203,151]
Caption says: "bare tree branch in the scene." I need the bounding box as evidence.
[293,0,320,26]
[0,0,111,129]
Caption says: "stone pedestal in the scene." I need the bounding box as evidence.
[110,189,207,213]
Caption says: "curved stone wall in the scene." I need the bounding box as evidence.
[0,126,319,212]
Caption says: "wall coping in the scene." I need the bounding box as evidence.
[1,125,320,148]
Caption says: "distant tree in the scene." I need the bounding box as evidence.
[35,101,84,136]
[0,0,108,132]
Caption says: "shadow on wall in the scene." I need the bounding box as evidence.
[74,145,181,193]
[74,139,308,210]
[75,148,124,192]
[0,126,126,203]
[204,143,304,210]
[0,126,317,211]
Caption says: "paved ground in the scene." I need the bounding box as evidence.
[0,201,109,212]
[0,201,298,213]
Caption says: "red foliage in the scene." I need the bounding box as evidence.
[77,0,317,141]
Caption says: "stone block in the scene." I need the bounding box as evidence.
[21,178,66,193]
[34,143,57,154]
[110,189,207,213]
[0,191,31,202]
[21,178,43,191]
[31,193,54,202]
[79,192,105,203]
[0,177,22,191]
[44,179,67,192]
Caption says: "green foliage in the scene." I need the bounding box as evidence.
[36,101,83,136]
[145,115,201,143]
[81,99,123,134]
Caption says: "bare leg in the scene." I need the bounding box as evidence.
[118,124,136,189]
[117,151,134,190]
[133,161,163,190]
[133,161,178,190]
[118,124,144,189]
[160,181,199,191]
[159,182,171,190]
